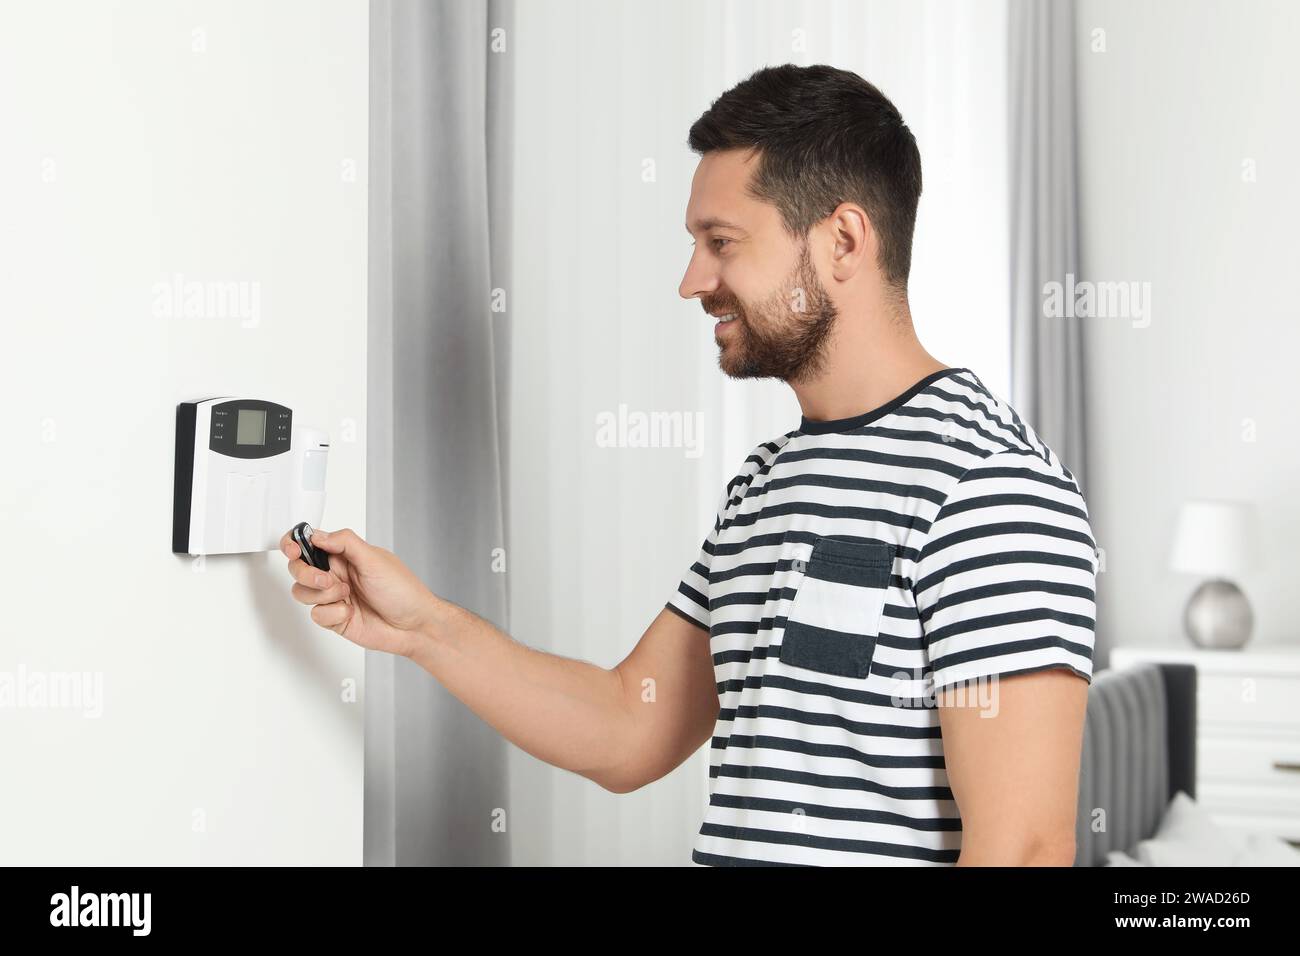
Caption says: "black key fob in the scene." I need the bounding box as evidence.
[290,521,330,572]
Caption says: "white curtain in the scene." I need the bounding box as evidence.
[505,0,1011,865]
[1008,0,1087,489]
[368,0,515,866]
[369,0,1011,867]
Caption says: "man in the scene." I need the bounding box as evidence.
[281,64,1096,866]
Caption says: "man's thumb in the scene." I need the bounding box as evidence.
[310,527,364,556]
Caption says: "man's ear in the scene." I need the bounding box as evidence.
[825,202,874,280]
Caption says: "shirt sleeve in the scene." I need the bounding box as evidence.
[912,449,1098,693]
[664,481,734,633]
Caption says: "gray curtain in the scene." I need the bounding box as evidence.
[1008,0,1087,491]
[367,0,514,866]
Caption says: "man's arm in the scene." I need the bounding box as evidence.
[909,449,1098,866]
[937,668,1089,866]
[406,601,720,794]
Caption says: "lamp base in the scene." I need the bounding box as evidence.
[1184,578,1253,649]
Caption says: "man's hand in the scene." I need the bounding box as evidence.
[280,530,718,794]
[280,527,437,658]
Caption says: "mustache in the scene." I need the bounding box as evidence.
[703,299,742,317]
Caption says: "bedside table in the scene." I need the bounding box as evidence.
[1109,645,1300,846]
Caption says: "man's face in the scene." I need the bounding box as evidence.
[679,149,837,384]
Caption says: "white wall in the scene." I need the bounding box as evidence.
[0,0,368,863]
[506,0,1010,865]
[1075,0,1300,657]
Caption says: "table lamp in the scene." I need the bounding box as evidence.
[1169,499,1258,649]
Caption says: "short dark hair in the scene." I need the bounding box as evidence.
[687,64,923,289]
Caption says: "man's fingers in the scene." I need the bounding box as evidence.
[311,601,351,630]
[287,556,334,590]
[280,530,300,560]
[291,581,349,606]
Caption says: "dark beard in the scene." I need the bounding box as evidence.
[708,242,837,385]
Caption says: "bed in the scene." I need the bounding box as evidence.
[1074,661,1198,866]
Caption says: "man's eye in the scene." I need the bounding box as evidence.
[710,237,732,251]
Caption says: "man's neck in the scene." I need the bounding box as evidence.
[791,307,948,423]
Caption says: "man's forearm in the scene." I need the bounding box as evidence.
[404,595,639,791]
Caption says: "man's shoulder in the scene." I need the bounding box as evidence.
[729,433,794,483]
[711,433,797,522]
[920,368,1070,477]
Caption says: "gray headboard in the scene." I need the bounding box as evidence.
[1074,662,1198,866]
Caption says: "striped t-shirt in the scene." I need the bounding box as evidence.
[666,366,1097,866]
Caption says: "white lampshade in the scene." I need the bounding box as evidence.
[1169,499,1258,578]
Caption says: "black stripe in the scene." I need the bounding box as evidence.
[710,557,914,587]
[710,762,952,801]
[834,423,992,457]
[778,529,922,565]
[760,471,948,505]
[954,464,1080,493]
[692,848,809,867]
[710,589,779,609]
[712,629,926,670]
[706,790,961,831]
[882,603,920,621]
[708,531,787,557]
[924,606,1096,644]
[928,634,1094,671]
[674,581,707,611]
[918,579,1095,624]
[709,616,783,637]
[718,732,946,771]
[707,559,784,584]
[918,521,1096,563]
[914,548,1095,595]
[713,647,760,667]
[775,444,972,479]
[733,699,943,735]
[937,491,1088,522]
[931,659,1092,691]
[724,499,928,534]
[664,601,706,632]
[697,821,959,864]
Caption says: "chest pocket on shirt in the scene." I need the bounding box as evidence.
[779,537,893,679]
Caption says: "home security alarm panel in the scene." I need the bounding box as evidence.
[172,397,329,556]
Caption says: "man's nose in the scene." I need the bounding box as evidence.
[679,250,720,301]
